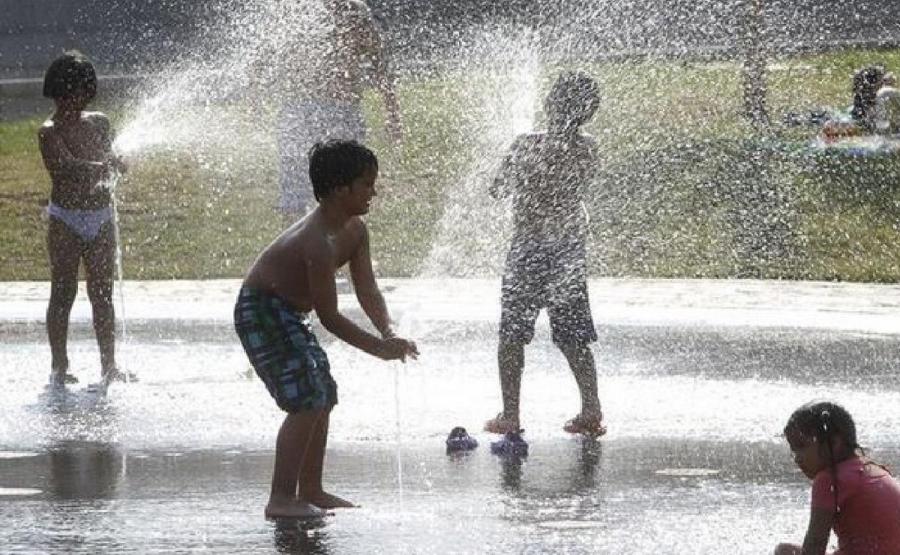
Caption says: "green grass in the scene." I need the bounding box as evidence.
[1,118,50,279]
[4,48,900,281]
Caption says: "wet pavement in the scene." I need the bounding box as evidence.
[1,278,899,553]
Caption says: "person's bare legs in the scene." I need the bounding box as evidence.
[485,341,525,432]
[267,410,327,519]
[46,218,81,384]
[85,223,117,379]
[297,407,355,508]
[559,343,602,419]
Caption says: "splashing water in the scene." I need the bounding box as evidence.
[420,27,542,277]
[391,297,430,506]
[381,28,540,500]
[393,362,404,502]
[112,0,330,162]
[103,2,552,505]
[109,171,130,383]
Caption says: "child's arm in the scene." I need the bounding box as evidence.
[348,225,394,337]
[800,507,833,555]
[581,136,601,217]
[38,127,110,191]
[307,237,410,361]
[488,140,521,200]
[99,115,127,174]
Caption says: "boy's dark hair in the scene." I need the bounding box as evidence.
[784,400,861,515]
[544,70,601,130]
[43,51,98,100]
[308,140,378,201]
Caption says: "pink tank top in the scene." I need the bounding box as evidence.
[812,457,900,554]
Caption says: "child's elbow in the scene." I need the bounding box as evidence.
[316,311,342,333]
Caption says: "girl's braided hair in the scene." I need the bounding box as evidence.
[785,401,861,515]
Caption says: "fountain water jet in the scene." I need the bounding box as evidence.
[420,27,542,277]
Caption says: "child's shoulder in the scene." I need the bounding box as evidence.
[296,213,367,240]
[347,215,368,238]
[814,456,867,485]
[39,118,57,134]
[81,111,111,126]
[510,132,544,149]
[576,131,598,147]
[347,0,371,13]
[38,117,66,141]
[344,0,374,21]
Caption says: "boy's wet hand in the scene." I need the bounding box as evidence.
[404,339,419,360]
[379,337,417,362]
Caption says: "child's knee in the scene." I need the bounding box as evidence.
[49,281,77,307]
[87,283,113,306]
[498,342,525,362]
[557,341,592,359]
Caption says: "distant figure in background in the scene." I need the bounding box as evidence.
[741,0,769,127]
[39,51,133,387]
[849,64,885,133]
[774,401,900,555]
[484,71,606,438]
[234,140,417,519]
[275,0,402,223]
[875,71,900,135]
[821,65,886,140]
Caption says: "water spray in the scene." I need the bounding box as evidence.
[392,302,421,506]
[109,169,130,385]
[393,355,404,504]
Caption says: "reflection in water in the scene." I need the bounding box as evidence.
[42,442,127,554]
[498,438,603,495]
[48,442,125,499]
[39,386,124,499]
[571,437,602,491]
[273,519,330,555]
[499,455,525,492]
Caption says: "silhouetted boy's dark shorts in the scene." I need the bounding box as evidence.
[500,240,597,346]
[234,287,337,413]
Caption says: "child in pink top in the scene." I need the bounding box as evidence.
[775,401,900,555]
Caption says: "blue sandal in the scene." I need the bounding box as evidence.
[446,427,479,453]
[490,429,528,458]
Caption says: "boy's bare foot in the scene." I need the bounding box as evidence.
[265,497,326,520]
[302,491,356,509]
[484,413,520,434]
[48,372,78,386]
[101,368,138,385]
[563,412,606,437]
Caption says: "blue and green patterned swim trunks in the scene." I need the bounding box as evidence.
[234,286,337,413]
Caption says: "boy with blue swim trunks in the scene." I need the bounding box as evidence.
[484,71,606,438]
[235,140,417,519]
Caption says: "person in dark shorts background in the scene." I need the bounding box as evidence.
[235,140,418,520]
[484,71,606,438]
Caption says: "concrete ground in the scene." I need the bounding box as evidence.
[1,278,899,553]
